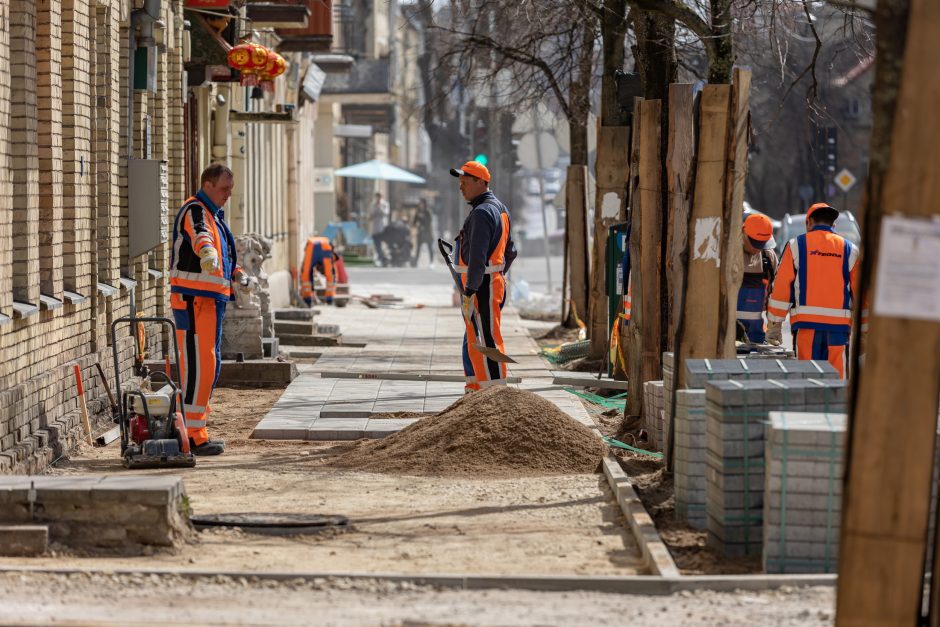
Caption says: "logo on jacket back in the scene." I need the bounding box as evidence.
[809,250,842,258]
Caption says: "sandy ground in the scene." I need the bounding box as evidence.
[0,571,836,626]
[28,387,645,577]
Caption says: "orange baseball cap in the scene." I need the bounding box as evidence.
[806,202,839,224]
[743,213,776,250]
[449,161,491,182]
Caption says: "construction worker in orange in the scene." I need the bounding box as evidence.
[737,213,778,343]
[449,160,517,392]
[300,236,336,305]
[766,203,859,378]
[169,164,248,456]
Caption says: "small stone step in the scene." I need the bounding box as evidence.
[273,308,320,321]
[262,337,279,358]
[276,333,342,347]
[275,320,315,335]
[0,525,48,556]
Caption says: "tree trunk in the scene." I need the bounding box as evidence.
[588,0,630,360]
[836,2,940,626]
[563,24,595,327]
[708,0,734,84]
[633,10,677,102]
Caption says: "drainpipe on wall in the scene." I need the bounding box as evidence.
[212,85,231,163]
[286,124,299,279]
[127,0,163,285]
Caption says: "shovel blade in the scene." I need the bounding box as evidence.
[474,344,517,364]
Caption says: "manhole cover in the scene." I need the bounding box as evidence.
[191,513,350,536]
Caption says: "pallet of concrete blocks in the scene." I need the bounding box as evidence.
[763,411,845,574]
[662,352,675,421]
[673,389,707,528]
[685,358,839,388]
[642,381,665,449]
[704,378,847,557]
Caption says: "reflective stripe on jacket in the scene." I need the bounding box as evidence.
[767,225,859,331]
[170,192,238,301]
[301,236,336,299]
[454,191,517,294]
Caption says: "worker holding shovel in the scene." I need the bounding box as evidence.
[443,161,517,392]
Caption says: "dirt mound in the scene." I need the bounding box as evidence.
[334,386,606,477]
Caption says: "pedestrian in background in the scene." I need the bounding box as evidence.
[766,203,859,378]
[169,164,249,455]
[412,198,435,267]
[370,192,390,266]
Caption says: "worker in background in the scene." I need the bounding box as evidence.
[412,198,435,268]
[370,192,390,266]
[449,160,517,392]
[766,203,859,378]
[169,164,248,456]
[300,236,337,305]
[737,214,778,343]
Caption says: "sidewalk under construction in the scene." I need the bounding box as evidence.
[6,275,648,581]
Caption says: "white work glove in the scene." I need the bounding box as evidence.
[461,294,475,321]
[766,320,783,346]
[199,246,220,273]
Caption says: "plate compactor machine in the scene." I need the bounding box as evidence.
[112,316,195,469]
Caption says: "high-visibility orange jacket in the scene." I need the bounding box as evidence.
[301,236,336,300]
[767,225,859,331]
[170,191,239,301]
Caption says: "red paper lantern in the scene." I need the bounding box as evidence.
[258,51,287,93]
[227,42,270,87]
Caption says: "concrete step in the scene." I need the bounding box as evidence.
[262,337,279,358]
[273,308,320,321]
[276,333,342,347]
[146,359,299,387]
[275,320,315,335]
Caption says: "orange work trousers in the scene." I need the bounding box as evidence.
[794,328,848,380]
[171,293,226,445]
[462,274,507,392]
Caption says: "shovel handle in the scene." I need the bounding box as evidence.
[437,238,466,296]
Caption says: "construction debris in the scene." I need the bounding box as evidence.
[335,386,606,477]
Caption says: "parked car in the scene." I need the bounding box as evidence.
[775,210,862,256]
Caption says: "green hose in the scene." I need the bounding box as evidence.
[603,436,664,459]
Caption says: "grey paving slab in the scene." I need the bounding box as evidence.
[253,304,594,440]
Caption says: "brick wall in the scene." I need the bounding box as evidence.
[0,0,186,475]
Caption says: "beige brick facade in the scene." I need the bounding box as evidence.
[0,0,186,473]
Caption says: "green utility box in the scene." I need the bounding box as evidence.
[605,223,630,375]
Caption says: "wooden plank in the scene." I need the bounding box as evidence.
[550,372,630,391]
[626,99,663,418]
[589,124,631,359]
[318,371,523,384]
[565,165,590,328]
[664,84,697,351]
[836,1,940,624]
[717,69,751,357]
[675,85,731,389]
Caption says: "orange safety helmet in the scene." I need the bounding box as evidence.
[806,202,839,225]
[743,213,776,250]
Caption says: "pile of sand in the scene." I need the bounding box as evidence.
[334,386,607,477]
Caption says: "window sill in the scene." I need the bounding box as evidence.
[12,301,39,319]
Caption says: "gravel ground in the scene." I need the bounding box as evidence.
[0,571,835,626]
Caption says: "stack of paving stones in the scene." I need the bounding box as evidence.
[704,377,846,557]
[763,411,845,573]
[673,389,707,528]
[643,381,665,449]
[662,352,675,426]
